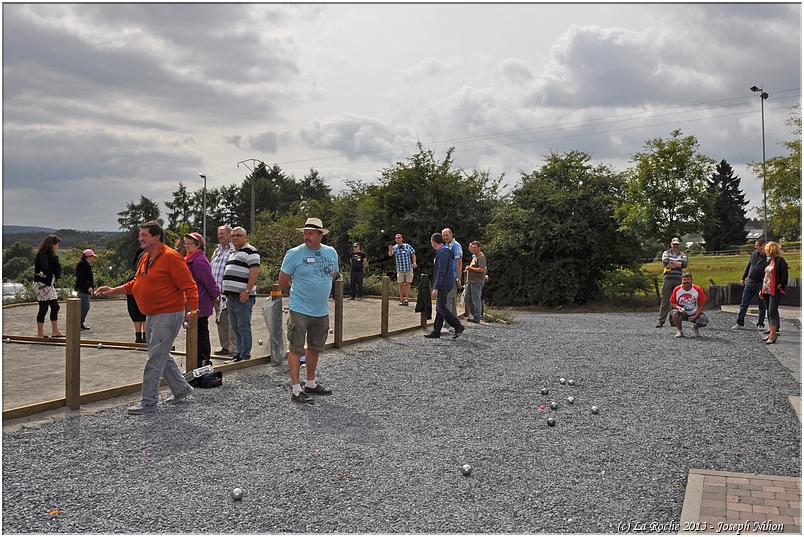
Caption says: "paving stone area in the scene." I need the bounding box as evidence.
[680,469,801,533]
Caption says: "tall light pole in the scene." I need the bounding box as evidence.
[198,173,207,241]
[237,159,265,232]
[750,85,769,240]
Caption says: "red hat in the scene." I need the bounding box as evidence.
[185,232,205,249]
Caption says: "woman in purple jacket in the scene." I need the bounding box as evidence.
[184,232,220,366]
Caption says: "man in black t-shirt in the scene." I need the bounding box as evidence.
[349,242,368,300]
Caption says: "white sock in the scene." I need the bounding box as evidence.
[292,384,302,396]
[306,379,317,389]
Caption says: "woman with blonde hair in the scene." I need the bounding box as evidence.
[758,241,788,344]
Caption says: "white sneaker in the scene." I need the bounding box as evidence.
[674,330,684,338]
[692,325,699,337]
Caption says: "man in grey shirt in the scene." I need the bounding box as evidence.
[656,237,688,328]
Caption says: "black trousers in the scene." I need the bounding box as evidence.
[37,300,60,323]
[433,288,463,332]
[763,294,781,329]
[350,271,364,298]
[198,316,211,363]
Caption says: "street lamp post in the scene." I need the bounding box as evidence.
[198,173,207,241]
[750,85,769,240]
[237,159,265,232]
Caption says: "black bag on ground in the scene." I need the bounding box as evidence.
[188,371,223,389]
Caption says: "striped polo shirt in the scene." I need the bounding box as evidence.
[222,243,260,296]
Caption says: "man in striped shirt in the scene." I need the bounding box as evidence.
[222,227,261,362]
[209,224,236,355]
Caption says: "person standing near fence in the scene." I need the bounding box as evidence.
[759,241,788,345]
[97,221,199,415]
[74,249,98,331]
[656,237,687,328]
[731,239,768,331]
[442,228,463,320]
[348,242,367,300]
[34,235,64,338]
[388,233,417,306]
[464,241,486,323]
[209,225,236,356]
[424,232,465,340]
[184,232,220,367]
[222,227,260,362]
[278,218,339,405]
[125,247,148,343]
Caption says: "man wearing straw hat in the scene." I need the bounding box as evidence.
[278,218,340,405]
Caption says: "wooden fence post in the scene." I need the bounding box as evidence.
[334,278,343,348]
[185,315,198,372]
[65,298,81,410]
[381,275,390,338]
[420,274,429,329]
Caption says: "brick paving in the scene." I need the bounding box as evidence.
[680,469,801,533]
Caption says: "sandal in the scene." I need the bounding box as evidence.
[765,339,777,345]
[51,333,65,338]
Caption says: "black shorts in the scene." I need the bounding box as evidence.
[126,294,146,322]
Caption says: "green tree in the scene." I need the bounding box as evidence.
[618,129,714,252]
[485,150,640,306]
[4,241,34,263]
[702,160,748,251]
[299,168,331,203]
[164,182,194,232]
[3,257,31,280]
[751,104,801,240]
[111,196,162,278]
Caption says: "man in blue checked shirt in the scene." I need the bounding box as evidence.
[387,233,417,306]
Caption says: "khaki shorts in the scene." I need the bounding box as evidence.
[397,271,414,283]
[286,310,329,353]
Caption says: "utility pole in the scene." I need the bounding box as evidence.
[198,173,207,241]
[750,85,770,240]
[237,159,265,232]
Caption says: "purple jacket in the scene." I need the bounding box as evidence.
[185,249,220,317]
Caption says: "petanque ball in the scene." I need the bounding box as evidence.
[97,343,103,349]
[547,417,556,427]
[591,405,599,415]
[568,379,575,386]
[461,464,472,476]
[182,321,188,329]
[231,488,244,501]
[550,401,558,410]
[329,329,334,333]
[258,339,263,345]
[559,377,566,384]
[567,396,575,404]
[541,388,549,395]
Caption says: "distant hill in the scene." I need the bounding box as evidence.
[3,227,123,249]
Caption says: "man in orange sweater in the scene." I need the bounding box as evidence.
[98,221,200,414]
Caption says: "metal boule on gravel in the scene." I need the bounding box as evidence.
[549,401,558,410]
[568,379,575,386]
[559,377,566,385]
[97,343,103,349]
[591,405,599,415]
[547,417,556,427]
[461,464,472,476]
[231,488,244,501]
[567,396,574,404]
[541,388,549,395]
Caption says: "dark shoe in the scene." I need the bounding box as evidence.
[399,301,405,306]
[348,297,355,300]
[403,300,409,306]
[765,338,777,345]
[232,355,243,362]
[452,325,465,340]
[291,391,314,405]
[214,348,230,356]
[424,332,441,339]
[303,384,333,396]
[467,318,480,324]
[81,325,91,331]
[655,322,664,328]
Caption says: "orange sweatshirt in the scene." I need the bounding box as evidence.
[122,243,199,315]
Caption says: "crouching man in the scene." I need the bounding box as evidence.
[670,272,709,338]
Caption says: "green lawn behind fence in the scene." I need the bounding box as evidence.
[642,252,801,286]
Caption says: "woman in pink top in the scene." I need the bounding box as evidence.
[184,232,220,365]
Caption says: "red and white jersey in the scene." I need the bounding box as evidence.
[670,284,708,314]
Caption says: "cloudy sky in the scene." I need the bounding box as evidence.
[2,3,801,231]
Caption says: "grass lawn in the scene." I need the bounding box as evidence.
[643,252,801,285]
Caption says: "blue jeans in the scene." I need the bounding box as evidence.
[736,281,766,326]
[228,295,255,359]
[466,281,484,321]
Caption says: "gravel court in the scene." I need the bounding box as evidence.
[2,311,800,533]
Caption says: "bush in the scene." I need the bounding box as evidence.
[601,268,654,299]
[2,257,31,281]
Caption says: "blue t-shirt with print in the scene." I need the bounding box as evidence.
[280,243,339,317]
